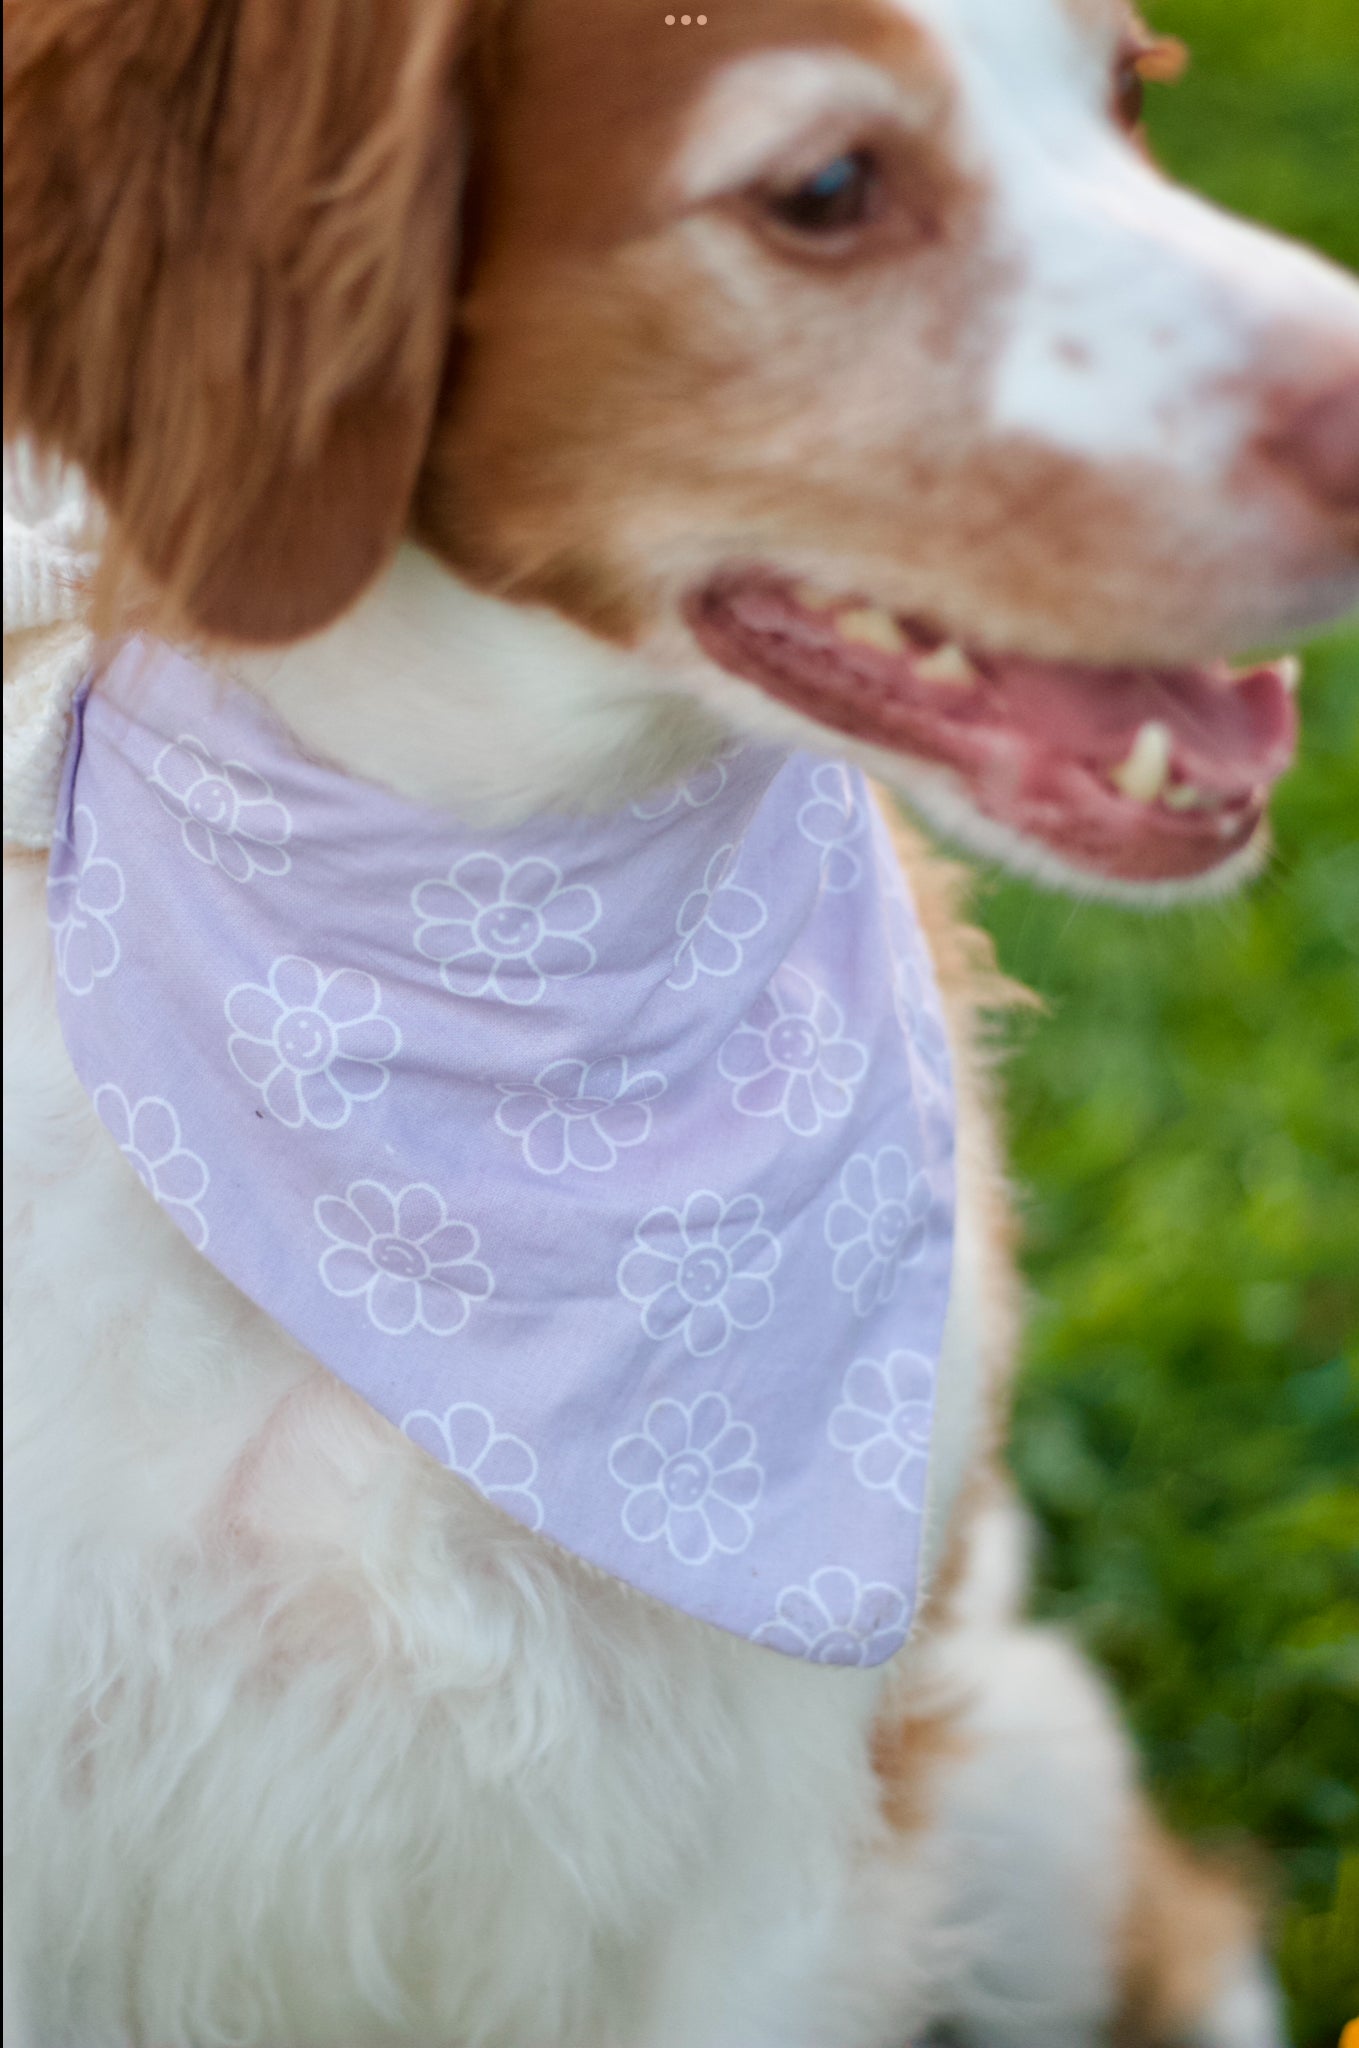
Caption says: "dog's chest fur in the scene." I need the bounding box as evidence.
[2,564,1006,2045]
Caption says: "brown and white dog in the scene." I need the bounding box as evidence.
[4,1,1359,2044]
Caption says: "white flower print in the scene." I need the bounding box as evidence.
[149,735,292,881]
[668,844,767,992]
[825,1147,933,1315]
[609,1392,762,1565]
[718,967,867,1137]
[315,1181,493,1337]
[828,1350,935,1513]
[754,1568,911,1666]
[92,1086,210,1250]
[631,744,740,821]
[618,1190,779,1358]
[49,805,125,995]
[401,1402,543,1531]
[496,1056,665,1176]
[226,956,400,1129]
[413,853,600,1008]
[796,762,863,894]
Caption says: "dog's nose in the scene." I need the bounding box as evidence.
[1264,373,1359,515]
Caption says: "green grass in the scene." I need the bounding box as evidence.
[966,4,1359,2038]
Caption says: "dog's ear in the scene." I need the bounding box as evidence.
[3,0,466,645]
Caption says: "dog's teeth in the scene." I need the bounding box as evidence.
[1110,720,1172,803]
[1277,656,1301,695]
[1163,783,1228,814]
[793,581,840,613]
[913,643,976,687]
[837,606,908,655]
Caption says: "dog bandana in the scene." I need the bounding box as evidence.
[50,637,956,1667]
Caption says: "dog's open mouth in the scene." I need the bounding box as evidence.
[688,574,1300,883]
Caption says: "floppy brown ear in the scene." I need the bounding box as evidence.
[3,0,465,645]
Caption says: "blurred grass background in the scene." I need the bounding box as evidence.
[972,3,1358,2038]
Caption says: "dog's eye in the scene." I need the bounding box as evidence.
[766,151,879,236]
[1112,35,1189,133]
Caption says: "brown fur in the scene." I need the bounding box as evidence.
[883,800,1033,1443]
[415,0,1258,667]
[871,815,1269,1993]
[869,1668,970,1834]
[865,804,1031,1834]
[3,0,467,642]
[1114,1814,1266,2044]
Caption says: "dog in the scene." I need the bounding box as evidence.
[5,1,1359,2043]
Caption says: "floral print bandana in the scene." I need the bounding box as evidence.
[49,638,956,1667]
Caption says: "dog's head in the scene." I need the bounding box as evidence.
[6,0,1359,894]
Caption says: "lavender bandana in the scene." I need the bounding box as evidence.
[49,637,956,1667]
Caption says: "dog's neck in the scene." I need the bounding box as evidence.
[233,545,727,826]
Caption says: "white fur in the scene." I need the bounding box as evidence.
[891,0,1359,470]
[233,548,725,827]
[924,1627,1148,2048]
[1191,1949,1290,2048]
[984,116,1359,474]
[678,0,1359,483]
